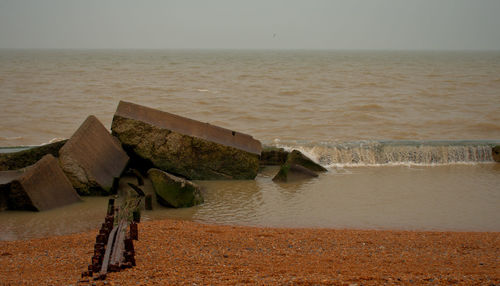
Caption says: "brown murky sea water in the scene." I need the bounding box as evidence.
[0,50,499,239]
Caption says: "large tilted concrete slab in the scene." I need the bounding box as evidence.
[0,154,80,211]
[114,101,261,155]
[112,101,262,180]
[59,115,129,195]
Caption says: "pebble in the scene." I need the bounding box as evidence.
[0,218,498,285]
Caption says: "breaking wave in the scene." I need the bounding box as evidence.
[274,140,500,168]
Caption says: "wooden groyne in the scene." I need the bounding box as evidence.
[81,198,140,281]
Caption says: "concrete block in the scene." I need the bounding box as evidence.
[0,154,80,211]
[59,115,129,195]
[112,101,261,180]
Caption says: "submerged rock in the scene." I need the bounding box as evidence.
[492,146,500,163]
[148,168,204,208]
[272,150,327,182]
[0,140,67,171]
[286,150,327,172]
[260,146,289,166]
[0,154,80,211]
[272,163,319,182]
[59,115,129,195]
[111,101,261,180]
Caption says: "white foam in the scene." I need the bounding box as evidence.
[272,140,496,168]
[47,137,67,144]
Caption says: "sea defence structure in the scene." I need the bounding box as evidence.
[0,140,67,171]
[148,168,204,208]
[111,101,262,180]
[59,116,129,195]
[287,140,500,167]
[0,154,80,211]
[272,150,327,182]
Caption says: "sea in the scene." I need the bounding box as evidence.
[0,49,499,240]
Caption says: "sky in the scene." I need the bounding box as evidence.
[1,0,499,50]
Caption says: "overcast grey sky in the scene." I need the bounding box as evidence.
[1,0,499,50]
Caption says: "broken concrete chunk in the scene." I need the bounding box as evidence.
[272,150,326,182]
[286,150,327,172]
[0,140,67,171]
[59,115,129,195]
[0,154,80,211]
[272,163,319,182]
[260,146,289,166]
[148,168,204,208]
[111,101,261,180]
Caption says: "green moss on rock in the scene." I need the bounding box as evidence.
[272,163,319,182]
[148,168,204,208]
[260,146,289,166]
[0,140,67,171]
[112,116,260,180]
[272,150,326,182]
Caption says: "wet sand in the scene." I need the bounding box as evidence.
[0,219,498,285]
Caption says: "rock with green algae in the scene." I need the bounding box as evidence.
[272,163,319,182]
[111,101,261,180]
[260,146,289,166]
[0,140,67,171]
[148,168,204,208]
[493,146,500,163]
[272,150,327,182]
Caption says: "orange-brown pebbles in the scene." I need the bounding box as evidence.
[0,219,498,285]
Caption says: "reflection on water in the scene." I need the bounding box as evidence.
[1,164,499,240]
[194,164,500,232]
[0,197,108,241]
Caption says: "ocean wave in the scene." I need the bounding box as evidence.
[274,140,500,168]
[47,137,67,144]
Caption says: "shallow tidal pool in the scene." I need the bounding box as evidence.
[1,164,499,240]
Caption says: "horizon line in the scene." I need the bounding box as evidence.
[1,47,500,53]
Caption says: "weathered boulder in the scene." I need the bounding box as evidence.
[0,154,80,211]
[492,146,500,163]
[272,163,319,182]
[148,168,204,208]
[272,150,327,182]
[0,140,67,171]
[111,101,261,180]
[59,115,129,195]
[260,146,289,166]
